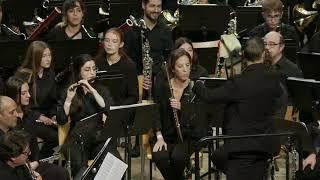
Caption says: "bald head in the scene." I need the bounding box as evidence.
[264,31,284,64]
[264,31,284,45]
[0,96,18,132]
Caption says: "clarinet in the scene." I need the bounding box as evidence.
[163,62,184,143]
[140,20,153,101]
[26,160,37,180]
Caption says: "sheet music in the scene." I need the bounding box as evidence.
[287,77,320,83]
[94,152,128,180]
[110,102,155,110]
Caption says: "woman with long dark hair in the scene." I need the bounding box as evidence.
[6,76,69,180]
[56,54,119,177]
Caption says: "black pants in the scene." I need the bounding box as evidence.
[34,123,58,159]
[227,152,269,180]
[152,140,194,180]
[211,148,269,180]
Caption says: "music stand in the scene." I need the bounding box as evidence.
[0,40,31,79]
[194,78,227,179]
[96,71,124,105]
[297,52,320,80]
[180,102,211,178]
[179,5,231,41]
[286,77,320,123]
[48,39,100,72]
[98,102,160,180]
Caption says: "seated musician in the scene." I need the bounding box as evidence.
[95,27,139,105]
[45,0,94,40]
[56,54,120,177]
[18,41,58,159]
[0,2,23,41]
[194,37,282,179]
[152,48,206,180]
[264,31,302,78]
[0,130,42,180]
[155,37,209,95]
[249,0,298,41]
[5,78,69,180]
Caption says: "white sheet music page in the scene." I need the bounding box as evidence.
[93,152,128,180]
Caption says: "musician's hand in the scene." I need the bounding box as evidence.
[11,25,21,34]
[143,78,152,90]
[170,98,181,110]
[29,161,39,170]
[153,136,167,152]
[303,153,317,170]
[51,115,57,126]
[38,115,55,125]
[67,83,78,99]
[33,171,42,180]
[78,79,96,93]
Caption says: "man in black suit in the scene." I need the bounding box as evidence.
[194,37,281,180]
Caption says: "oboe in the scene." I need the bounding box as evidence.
[164,62,184,143]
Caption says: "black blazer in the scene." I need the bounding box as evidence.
[194,63,281,155]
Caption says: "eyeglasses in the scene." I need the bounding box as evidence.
[264,42,281,48]
[21,146,30,156]
[265,14,281,20]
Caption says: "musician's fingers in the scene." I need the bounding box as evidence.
[164,143,167,151]
[303,161,307,170]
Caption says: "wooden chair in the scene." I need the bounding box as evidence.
[58,117,93,166]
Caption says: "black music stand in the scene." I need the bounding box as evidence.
[194,78,227,180]
[286,77,320,124]
[96,71,124,105]
[0,40,30,79]
[194,132,297,180]
[297,52,320,80]
[98,103,160,180]
[179,5,230,41]
[180,102,210,178]
[48,39,100,72]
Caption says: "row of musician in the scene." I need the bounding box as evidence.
[0,0,320,180]
[1,31,319,180]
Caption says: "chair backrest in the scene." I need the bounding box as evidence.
[58,117,71,145]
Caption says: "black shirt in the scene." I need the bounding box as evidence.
[249,23,298,41]
[273,56,303,78]
[124,20,173,75]
[154,80,206,142]
[0,160,33,180]
[57,82,113,139]
[30,69,57,118]
[95,56,139,105]
[194,63,281,154]
[191,64,209,80]
[45,25,93,41]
